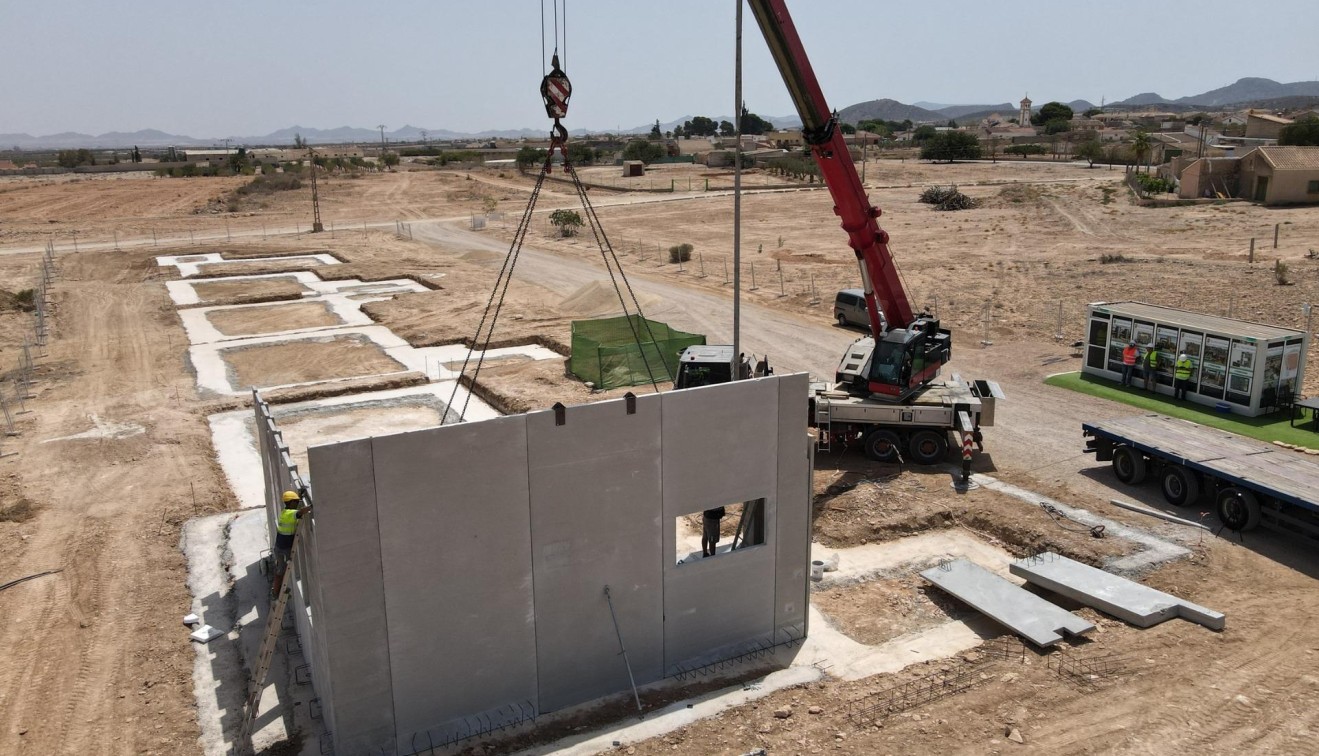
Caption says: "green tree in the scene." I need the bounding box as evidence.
[947,119,959,128]
[1075,139,1104,168]
[381,152,400,170]
[549,208,583,237]
[1186,113,1208,126]
[515,146,547,170]
[919,131,982,162]
[840,122,857,134]
[1279,116,1319,146]
[683,116,718,137]
[132,145,142,163]
[293,133,306,150]
[1032,101,1074,126]
[1004,144,1046,159]
[649,120,662,140]
[566,142,597,165]
[1131,131,1152,172]
[718,120,736,137]
[622,139,664,163]
[739,106,773,135]
[673,125,685,139]
[1044,119,1072,134]
[1083,107,1102,118]
[912,125,937,143]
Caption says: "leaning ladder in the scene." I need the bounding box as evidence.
[235,534,300,754]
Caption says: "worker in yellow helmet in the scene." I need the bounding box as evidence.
[271,489,311,598]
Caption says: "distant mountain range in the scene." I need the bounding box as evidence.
[5,77,1316,151]
[1109,77,1319,108]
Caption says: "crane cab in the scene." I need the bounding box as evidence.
[834,317,950,403]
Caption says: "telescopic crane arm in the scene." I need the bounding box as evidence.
[746,0,915,336]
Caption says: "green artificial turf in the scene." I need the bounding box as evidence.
[1043,371,1319,447]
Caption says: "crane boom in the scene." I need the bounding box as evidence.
[747,0,913,334]
[745,0,948,401]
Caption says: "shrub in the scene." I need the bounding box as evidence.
[549,208,583,237]
[668,243,693,263]
[236,174,303,195]
[1100,253,1132,264]
[1275,259,1291,285]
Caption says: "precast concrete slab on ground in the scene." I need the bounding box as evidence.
[165,271,322,306]
[1010,551,1225,630]
[208,381,501,509]
[156,251,340,277]
[920,558,1095,647]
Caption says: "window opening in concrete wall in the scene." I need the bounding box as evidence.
[675,499,766,565]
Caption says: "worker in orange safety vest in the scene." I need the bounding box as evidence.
[1121,341,1138,387]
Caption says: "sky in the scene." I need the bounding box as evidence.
[2,0,1318,138]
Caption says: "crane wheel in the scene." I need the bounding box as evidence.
[1216,487,1261,532]
[1160,466,1200,507]
[1112,445,1147,485]
[864,429,902,463]
[908,429,948,465]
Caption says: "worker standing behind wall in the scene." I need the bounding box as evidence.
[1121,341,1138,387]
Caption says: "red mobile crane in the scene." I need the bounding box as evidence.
[676,0,1002,464]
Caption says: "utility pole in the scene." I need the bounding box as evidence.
[377,124,387,156]
[308,147,324,233]
[731,0,743,379]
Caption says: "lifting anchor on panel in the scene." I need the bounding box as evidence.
[540,53,572,169]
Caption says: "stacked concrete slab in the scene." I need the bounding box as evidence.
[1010,552,1225,630]
[293,374,813,754]
[919,559,1095,647]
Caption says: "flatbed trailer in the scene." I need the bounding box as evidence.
[1083,413,1319,536]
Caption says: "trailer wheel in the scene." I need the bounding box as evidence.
[908,429,948,465]
[1216,487,1261,532]
[1160,466,1200,507]
[864,429,902,463]
[1111,445,1147,485]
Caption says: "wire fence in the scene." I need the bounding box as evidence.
[0,241,57,457]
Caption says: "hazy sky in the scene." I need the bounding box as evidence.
[3,0,1317,137]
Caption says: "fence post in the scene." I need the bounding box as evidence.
[723,258,729,285]
[1274,223,1279,249]
[750,262,758,291]
[778,268,785,297]
[1249,237,1255,263]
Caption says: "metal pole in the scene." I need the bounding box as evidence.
[732,0,743,379]
[603,586,643,715]
[1249,237,1255,263]
[1274,223,1279,249]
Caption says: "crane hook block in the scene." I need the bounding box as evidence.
[541,54,572,120]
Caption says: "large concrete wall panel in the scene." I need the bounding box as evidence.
[306,438,396,754]
[526,394,665,713]
[773,373,811,644]
[371,417,537,744]
[661,379,781,673]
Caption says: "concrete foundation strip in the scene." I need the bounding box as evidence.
[919,558,1094,647]
[1010,551,1225,631]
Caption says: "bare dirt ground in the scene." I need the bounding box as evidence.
[205,301,341,336]
[1,160,1318,755]
[186,276,309,306]
[221,335,406,388]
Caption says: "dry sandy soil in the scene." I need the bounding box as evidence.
[1,161,1318,755]
[205,301,341,336]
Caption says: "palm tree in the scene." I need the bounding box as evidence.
[1131,131,1152,174]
